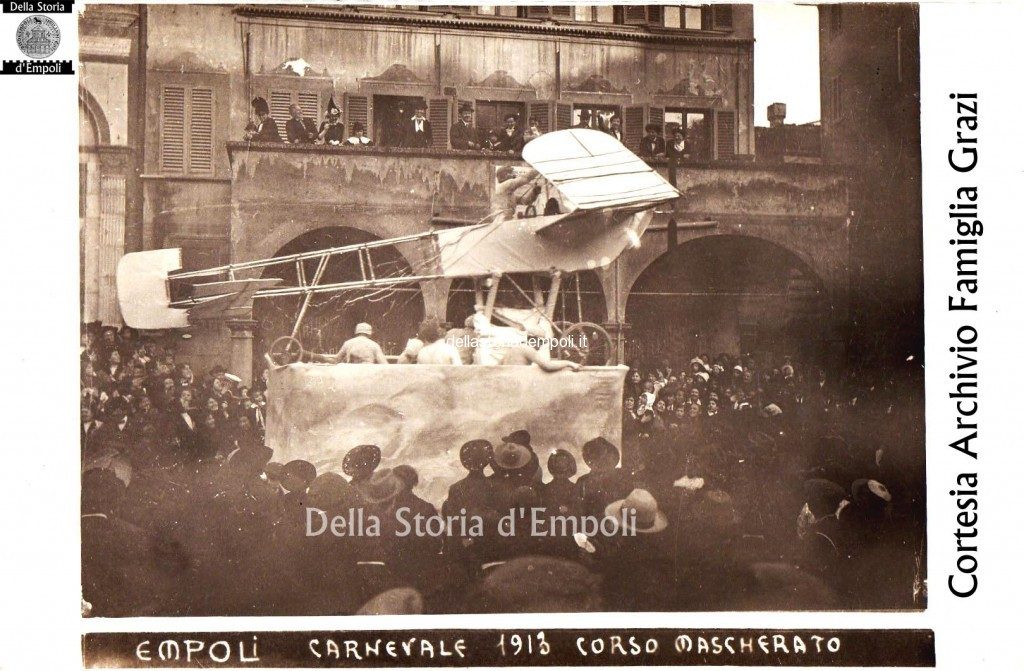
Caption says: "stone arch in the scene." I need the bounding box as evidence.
[252,226,426,360]
[79,85,111,146]
[622,233,832,368]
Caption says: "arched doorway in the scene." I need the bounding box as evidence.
[253,227,425,363]
[445,271,606,328]
[625,235,825,369]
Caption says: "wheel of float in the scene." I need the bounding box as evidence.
[557,321,614,366]
[269,336,304,367]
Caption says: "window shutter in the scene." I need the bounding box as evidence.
[188,87,214,174]
[712,4,733,29]
[554,102,573,130]
[344,93,372,139]
[648,106,665,133]
[623,5,647,24]
[647,5,664,25]
[526,6,549,18]
[528,101,552,133]
[622,105,645,152]
[296,90,321,122]
[427,97,450,150]
[715,110,736,159]
[160,86,186,173]
[550,5,572,19]
[268,90,292,131]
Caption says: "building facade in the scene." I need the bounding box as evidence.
[80,4,852,382]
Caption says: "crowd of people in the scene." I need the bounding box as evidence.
[81,323,924,617]
[242,96,694,165]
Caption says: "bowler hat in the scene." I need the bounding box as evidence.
[581,437,619,469]
[502,429,532,448]
[460,439,493,471]
[547,449,577,478]
[343,444,382,477]
[281,459,317,493]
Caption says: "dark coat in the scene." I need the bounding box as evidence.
[449,121,479,150]
[285,117,318,143]
[638,135,666,158]
[402,118,433,148]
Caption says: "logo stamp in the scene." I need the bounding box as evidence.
[15,15,60,59]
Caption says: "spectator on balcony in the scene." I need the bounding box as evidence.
[449,104,481,151]
[638,123,666,159]
[573,110,593,129]
[495,114,524,154]
[482,129,501,152]
[402,105,432,148]
[606,115,624,143]
[244,97,282,143]
[666,126,687,185]
[522,117,543,145]
[318,98,346,146]
[285,104,318,144]
[345,123,374,146]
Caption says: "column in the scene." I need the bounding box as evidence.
[227,319,258,386]
[97,174,126,325]
[602,321,632,366]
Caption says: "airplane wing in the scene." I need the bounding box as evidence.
[521,129,679,215]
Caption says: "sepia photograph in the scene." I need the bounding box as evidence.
[78,2,925,618]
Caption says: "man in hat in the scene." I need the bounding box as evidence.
[443,439,495,519]
[573,110,593,129]
[449,104,480,150]
[285,103,318,144]
[637,123,665,159]
[318,97,346,145]
[488,441,538,512]
[402,104,432,148]
[343,444,382,487]
[577,437,631,519]
[310,323,388,364]
[495,114,524,154]
[244,97,282,142]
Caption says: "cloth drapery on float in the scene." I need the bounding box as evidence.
[266,363,627,507]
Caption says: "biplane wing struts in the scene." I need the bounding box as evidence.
[116,130,679,332]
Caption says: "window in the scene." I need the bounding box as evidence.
[477,5,519,16]
[711,4,733,29]
[573,4,614,22]
[475,100,526,136]
[572,104,621,131]
[525,6,573,19]
[159,84,215,174]
[664,109,711,160]
[373,94,425,147]
[617,5,662,25]
[420,5,473,13]
[662,5,729,30]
